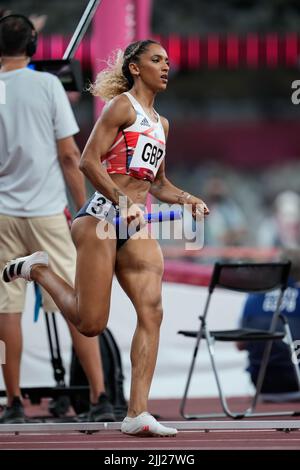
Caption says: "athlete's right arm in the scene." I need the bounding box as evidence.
[79,97,130,203]
[79,96,144,224]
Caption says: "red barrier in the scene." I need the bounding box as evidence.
[162,246,280,286]
[163,260,213,286]
[162,246,279,259]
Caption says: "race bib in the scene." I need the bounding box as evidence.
[129,135,165,178]
[86,192,116,221]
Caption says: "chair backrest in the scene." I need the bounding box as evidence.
[209,261,291,294]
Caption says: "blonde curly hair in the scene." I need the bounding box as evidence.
[89,39,159,102]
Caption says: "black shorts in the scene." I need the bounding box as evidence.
[74,192,130,250]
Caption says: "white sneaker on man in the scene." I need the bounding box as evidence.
[121,412,177,437]
[2,252,48,283]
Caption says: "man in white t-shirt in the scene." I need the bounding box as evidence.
[0,14,115,423]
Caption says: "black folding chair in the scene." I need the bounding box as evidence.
[179,261,300,419]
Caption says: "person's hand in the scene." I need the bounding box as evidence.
[181,193,209,220]
[191,196,209,219]
[120,202,146,229]
[127,203,146,229]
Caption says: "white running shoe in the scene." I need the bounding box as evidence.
[2,252,48,283]
[121,412,178,437]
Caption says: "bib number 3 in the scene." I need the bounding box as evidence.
[86,192,114,220]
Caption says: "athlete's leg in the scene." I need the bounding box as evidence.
[26,214,109,401]
[30,216,116,336]
[115,237,164,416]
[67,321,105,403]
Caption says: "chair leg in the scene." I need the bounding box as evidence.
[247,338,274,413]
[179,325,231,419]
[182,331,247,419]
[248,295,285,413]
[180,293,213,419]
[180,325,205,419]
[205,331,245,419]
[181,327,247,419]
[244,295,300,417]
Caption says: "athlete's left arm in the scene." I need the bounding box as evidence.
[150,116,209,217]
